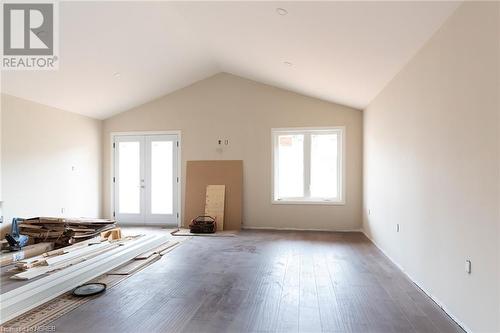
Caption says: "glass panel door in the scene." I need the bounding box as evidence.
[114,136,144,223]
[144,135,178,224]
[113,134,179,225]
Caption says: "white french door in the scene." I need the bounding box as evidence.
[113,134,179,225]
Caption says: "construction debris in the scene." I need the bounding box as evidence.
[134,241,178,260]
[108,253,161,275]
[0,234,170,324]
[100,227,122,241]
[1,234,189,329]
[0,243,54,267]
[19,217,117,247]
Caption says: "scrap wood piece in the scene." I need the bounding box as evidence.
[0,243,54,267]
[100,228,122,241]
[134,241,176,260]
[17,224,43,230]
[205,185,226,231]
[159,242,181,256]
[108,253,161,275]
[42,249,65,258]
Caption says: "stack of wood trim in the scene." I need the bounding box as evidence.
[0,234,169,324]
[19,218,116,246]
[11,240,126,280]
[13,237,102,270]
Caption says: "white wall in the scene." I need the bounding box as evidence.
[363,2,499,332]
[1,94,103,236]
[103,73,363,231]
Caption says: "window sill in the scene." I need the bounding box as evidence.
[272,199,345,206]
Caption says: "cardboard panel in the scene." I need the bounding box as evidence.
[185,161,242,230]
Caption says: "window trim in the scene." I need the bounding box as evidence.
[271,126,346,205]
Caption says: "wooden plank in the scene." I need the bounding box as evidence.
[158,242,181,256]
[185,160,242,231]
[204,185,225,231]
[109,254,161,275]
[100,228,122,241]
[18,224,43,229]
[0,243,54,267]
[135,241,175,260]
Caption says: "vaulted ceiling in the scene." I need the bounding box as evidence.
[1,1,460,119]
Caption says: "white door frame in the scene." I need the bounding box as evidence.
[110,131,182,227]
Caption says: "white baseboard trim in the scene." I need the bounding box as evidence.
[242,225,363,232]
[361,230,471,333]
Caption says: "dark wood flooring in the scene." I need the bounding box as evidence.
[50,230,464,333]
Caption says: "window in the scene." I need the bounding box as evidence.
[272,127,345,204]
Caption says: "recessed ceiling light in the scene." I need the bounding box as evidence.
[276,8,288,16]
[113,72,121,78]
[283,61,293,66]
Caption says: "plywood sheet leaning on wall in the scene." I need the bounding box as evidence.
[205,185,225,231]
[185,160,242,231]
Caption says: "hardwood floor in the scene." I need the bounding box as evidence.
[50,230,464,333]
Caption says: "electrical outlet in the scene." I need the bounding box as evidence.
[465,260,472,274]
[396,224,400,232]
[368,209,371,215]
[61,208,65,214]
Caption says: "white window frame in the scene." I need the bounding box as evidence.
[271,126,346,205]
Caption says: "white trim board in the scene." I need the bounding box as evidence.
[361,231,471,333]
[0,235,169,324]
[242,226,363,232]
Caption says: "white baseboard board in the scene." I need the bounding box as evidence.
[242,225,363,232]
[361,230,471,333]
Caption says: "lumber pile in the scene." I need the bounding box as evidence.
[19,217,117,247]
[1,234,170,324]
[10,237,131,280]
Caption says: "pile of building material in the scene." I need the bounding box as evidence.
[2,236,189,331]
[19,217,117,246]
[0,243,54,267]
[0,234,170,324]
